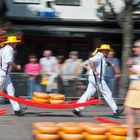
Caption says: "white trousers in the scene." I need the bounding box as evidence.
[76,76,118,113]
[0,74,20,111]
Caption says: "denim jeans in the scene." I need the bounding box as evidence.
[28,79,41,97]
[105,77,118,97]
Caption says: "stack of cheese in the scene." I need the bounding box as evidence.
[58,122,84,140]
[107,124,140,139]
[33,122,140,140]
[84,124,107,140]
[32,92,50,103]
[108,126,127,140]
[100,123,120,139]
[49,94,65,104]
[32,92,65,104]
[33,122,60,140]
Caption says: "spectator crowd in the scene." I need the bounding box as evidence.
[23,48,121,97]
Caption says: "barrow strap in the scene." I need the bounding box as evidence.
[0,108,7,115]
[100,58,103,82]
[0,91,103,109]
[95,117,121,125]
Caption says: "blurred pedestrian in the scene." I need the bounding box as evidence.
[61,51,83,97]
[56,55,64,93]
[62,51,83,81]
[57,55,64,74]
[39,50,58,93]
[72,44,123,118]
[105,50,120,97]
[124,40,140,140]
[81,52,93,75]
[0,36,27,116]
[80,52,93,91]
[25,55,41,97]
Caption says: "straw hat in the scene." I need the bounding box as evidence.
[92,44,112,56]
[98,44,112,50]
[3,36,21,44]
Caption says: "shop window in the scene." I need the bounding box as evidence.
[55,0,80,6]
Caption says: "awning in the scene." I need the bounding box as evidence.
[16,24,122,37]
[6,16,140,37]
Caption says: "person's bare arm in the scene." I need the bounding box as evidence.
[8,62,21,70]
[126,58,136,74]
[111,64,121,78]
[81,60,89,71]
[89,60,99,75]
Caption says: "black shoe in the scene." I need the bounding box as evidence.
[113,112,120,118]
[116,109,124,116]
[113,109,124,118]
[72,109,83,117]
[14,107,28,116]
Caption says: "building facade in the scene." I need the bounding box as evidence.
[2,0,140,66]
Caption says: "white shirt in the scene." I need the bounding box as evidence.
[39,56,57,75]
[88,52,106,77]
[129,56,140,80]
[65,59,77,75]
[0,45,14,74]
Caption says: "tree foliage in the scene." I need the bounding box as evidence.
[0,20,23,42]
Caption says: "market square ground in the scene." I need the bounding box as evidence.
[0,103,125,140]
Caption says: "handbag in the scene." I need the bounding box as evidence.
[41,75,48,85]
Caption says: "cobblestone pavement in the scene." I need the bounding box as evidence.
[0,104,125,140]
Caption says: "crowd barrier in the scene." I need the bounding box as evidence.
[4,73,129,101]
